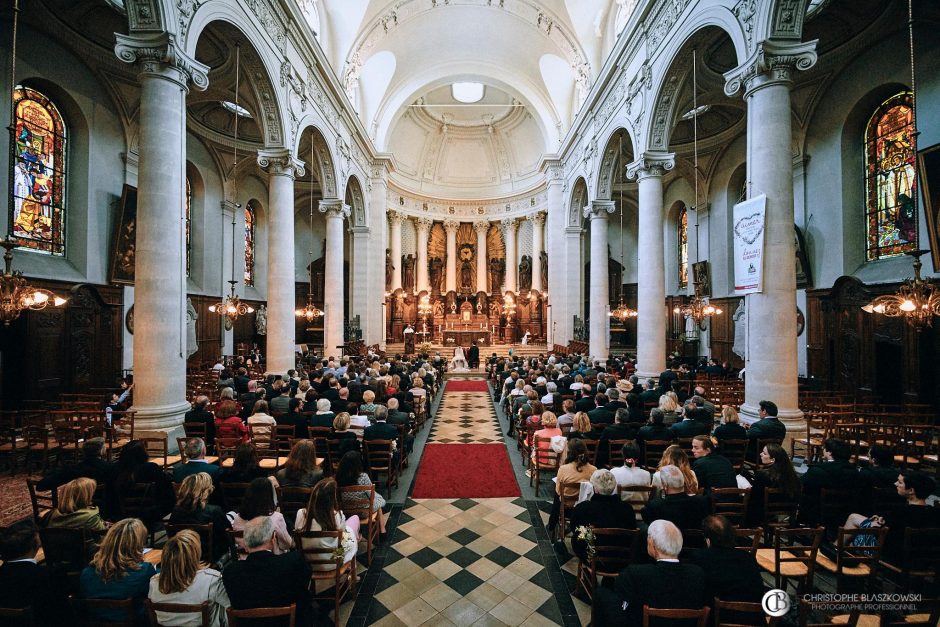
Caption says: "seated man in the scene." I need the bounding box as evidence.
[690,435,737,494]
[184,395,216,448]
[587,393,614,425]
[384,400,415,455]
[637,408,673,445]
[596,408,639,468]
[670,407,711,440]
[0,522,69,623]
[37,436,116,492]
[364,405,402,465]
[746,400,786,441]
[223,515,315,626]
[593,519,706,626]
[800,437,857,525]
[173,438,221,484]
[569,469,636,561]
[641,465,710,530]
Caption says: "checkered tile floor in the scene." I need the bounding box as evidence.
[427,391,502,444]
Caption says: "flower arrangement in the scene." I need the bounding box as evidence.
[333,526,357,561]
[576,525,596,559]
[419,341,433,352]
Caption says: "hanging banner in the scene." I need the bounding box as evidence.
[733,194,767,294]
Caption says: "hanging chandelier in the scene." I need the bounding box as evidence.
[862,250,940,330]
[417,294,432,318]
[209,43,253,323]
[502,293,516,318]
[295,144,322,323]
[673,48,721,328]
[1,239,67,325]
[610,132,637,322]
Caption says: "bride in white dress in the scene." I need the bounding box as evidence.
[450,346,469,371]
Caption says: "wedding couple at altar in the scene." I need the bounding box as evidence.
[449,343,480,371]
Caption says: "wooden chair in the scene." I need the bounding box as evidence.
[709,487,751,526]
[0,607,34,627]
[23,426,59,472]
[718,439,748,472]
[226,604,296,627]
[618,484,654,522]
[642,440,672,470]
[53,427,83,466]
[556,480,580,542]
[39,526,100,570]
[182,422,209,449]
[519,424,537,465]
[145,600,210,627]
[576,527,639,601]
[642,605,710,627]
[879,598,940,626]
[756,526,824,594]
[798,599,860,627]
[165,522,219,566]
[276,486,313,528]
[69,596,136,627]
[339,483,381,566]
[219,482,251,512]
[814,526,887,592]
[25,477,57,524]
[293,529,356,620]
[141,436,182,469]
[733,527,764,557]
[363,439,398,498]
[530,435,560,497]
[878,526,940,592]
[713,598,780,627]
[763,487,800,543]
[605,438,632,468]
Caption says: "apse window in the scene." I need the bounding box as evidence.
[221,101,253,118]
[452,82,484,104]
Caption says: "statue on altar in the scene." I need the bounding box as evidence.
[446,291,457,314]
[429,256,444,295]
[519,255,532,291]
[489,257,504,294]
[385,248,393,292]
[540,251,548,291]
[402,254,416,293]
[449,345,469,371]
[458,244,474,293]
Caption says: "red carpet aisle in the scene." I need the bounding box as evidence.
[411,444,521,498]
[444,380,490,393]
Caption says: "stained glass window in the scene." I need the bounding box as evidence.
[185,178,192,277]
[10,87,67,255]
[678,205,688,288]
[865,92,917,261]
[244,203,255,286]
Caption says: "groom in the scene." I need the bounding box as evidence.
[468,342,480,369]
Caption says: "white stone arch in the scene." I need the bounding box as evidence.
[344,175,367,228]
[593,123,637,201]
[293,121,339,200]
[371,61,560,152]
[568,175,590,228]
[184,4,287,149]
[642,9,748,153]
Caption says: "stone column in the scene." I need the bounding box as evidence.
[444,219,459,293]
[725,39,817,427]
[627,152,675,378]
[500,218,518,293]
[319,199,349,357]
[473,221,489,293]
[258,150,304,376]
[415,217,432,293]
[543,163,565,344]
[370,163,391,348]
[585,201,615,361]
[529,212,546,293]
[114,33,208,434]
[388,210,403,292]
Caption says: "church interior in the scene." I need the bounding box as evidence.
[2,0,940,625]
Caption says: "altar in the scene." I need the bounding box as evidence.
[443,328,492,346]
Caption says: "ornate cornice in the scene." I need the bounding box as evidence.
[724,39,819,98]
[626,151,676,181]
[114,31,209,91]
[257,148,305,179]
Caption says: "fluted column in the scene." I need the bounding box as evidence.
[473,220,489,293]
[444,219,459,293]
[725,39,817,427]
[258,150,304,375]
[319,199,349,357]
[114,33,208,434]
[500,218,518,293]
[529,212,546,293]
[585,201,615,361]
[388,210,404,292]
[415,217,432,293]
[627,152,675,378]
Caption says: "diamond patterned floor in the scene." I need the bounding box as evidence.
[427,391,501,444]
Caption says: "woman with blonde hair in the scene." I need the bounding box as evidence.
[714,405,748,442]
[658,395,679,426]
[148,529,230,626]
[295,478,360,571]
[47,477,106,531]
[168,472,232,563]
[246,399,276,440]
[80,518,156,620]
[274,438,323,487]
[332,412,360,456]
[359,389,378,415]
[531,411,562,465]
[651,445,699,496]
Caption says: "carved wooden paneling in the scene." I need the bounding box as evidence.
[708,297,743,369]
[187,295,223,366]
[233,300,262,353]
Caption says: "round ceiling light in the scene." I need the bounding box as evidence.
[451,82,484,104]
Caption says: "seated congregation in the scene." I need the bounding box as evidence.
[0,353,442,626]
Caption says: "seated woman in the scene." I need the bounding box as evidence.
[212,387,242,419]
[335,450,387,534]
[359,390,378,416]
[275,439,324,488]
[168,473,232,564]
[214,402,248,445]
[46,477,107,532]
[744,444,801,526]
[219,443,271,484]
[569,469,636,561]
[80,518,156,621]
[658,394,680,427]
[567,411,597,441]
[147,529,230,627]
[548,439,597,534]
[113,441,175,528]
[386,375,400,397]
[295,478,360,571]
[531,411,563,466]
[246,399,277,440]
[332,413,361,456]
[713,406,748,442]
[230,478,293,557]
[651,445,699,498]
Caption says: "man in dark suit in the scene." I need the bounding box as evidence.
[233,367,251,395]
[604,387,627,413]
[641,465,711,530]
[574,384,595,412]
[184,395,216,448]
[670,407,711,440]
[386,397,412,427]
[468,342,480,369]
[587,393,614,425]
[658,361,679,393]
[639,379,660,405]
[690,436,738,493]
[637,408,674,445]
[36,436,116,491]
[688,515,765,623]
[800,437,857,525]
[596,409,639,467]
[746,400,786,441]
[223,515,316,626]
[593,519,706,626]
[173,438,221,484]
[0,522,70,622]
[330,388,350,415]
[364,406,402,464]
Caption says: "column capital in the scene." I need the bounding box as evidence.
[415,216,434,231]
[626,152,675,181]
[473,220,490,234]
[387,209,406,225]
[584,200,616,220]
[319,198,349,219]
[527,211,547,227]
[257,149,306,179]
[443,219,461,233]
[500,217,518,235]
[114,32,209,91]
[724,39,818,98]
